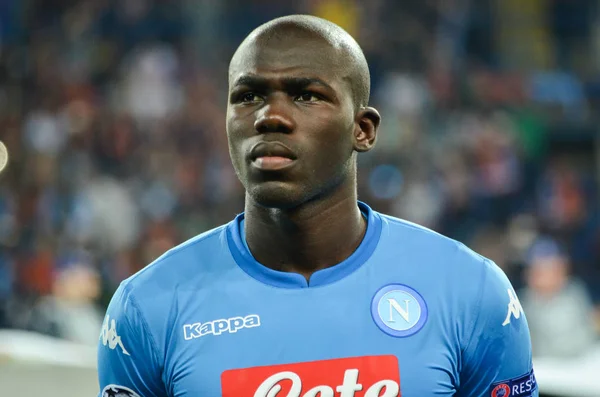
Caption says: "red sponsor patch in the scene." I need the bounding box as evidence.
[221,355,400,397]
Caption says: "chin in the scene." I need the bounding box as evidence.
[247,181,308,210]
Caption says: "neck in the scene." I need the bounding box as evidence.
[243,185,366,281]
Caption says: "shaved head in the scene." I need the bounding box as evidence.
[229,15,371,109]
[226,14,381,210]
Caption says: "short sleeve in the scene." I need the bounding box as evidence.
[457,259,538,397]
[97,282,166,397]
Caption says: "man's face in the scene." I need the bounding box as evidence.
[226,37,357,209]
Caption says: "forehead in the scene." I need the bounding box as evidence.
[229,38,347,87]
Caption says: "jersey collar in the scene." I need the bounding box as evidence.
[226,201,382,288]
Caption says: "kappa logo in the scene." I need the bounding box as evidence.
[221,355,400,397]
[371,284,428,337]
[502,289,524,326]
[100,315,130,355]
[183,314,260,340]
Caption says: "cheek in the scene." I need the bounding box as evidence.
[226,116,247,153]
[226,123,246,176]
[314,116,354,153]
[304,118,354,174]
[226,114,241,139]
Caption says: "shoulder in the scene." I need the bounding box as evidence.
[102,223,234,353]
[378,212,490,272]
[376,212,511,313]
[121,223,231,299]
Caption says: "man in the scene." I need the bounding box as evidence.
[520,237,596,358]
[98,15,537,397]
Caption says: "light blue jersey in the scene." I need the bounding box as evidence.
[97,202,537,397]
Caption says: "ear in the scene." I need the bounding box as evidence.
[353,106,381,153]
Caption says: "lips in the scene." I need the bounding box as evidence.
[249,141,297,161]
[249,141,298,171]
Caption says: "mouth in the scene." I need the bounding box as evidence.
[249,141,297,171]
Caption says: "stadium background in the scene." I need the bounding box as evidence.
[0,0,598,396]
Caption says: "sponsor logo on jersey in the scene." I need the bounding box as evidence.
[371,284,428,337]
[502,289,524,326]
[221,355,400,397]
[183,314,260,340]
[101,384,141,397]
[100,315,130,355]
[490,369,537,397]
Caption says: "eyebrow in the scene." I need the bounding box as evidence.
[232,75,335,92]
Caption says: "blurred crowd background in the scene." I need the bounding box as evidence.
[0,0,598,360]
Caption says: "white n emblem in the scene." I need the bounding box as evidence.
[502,289,524,326]
[387,298,411,322]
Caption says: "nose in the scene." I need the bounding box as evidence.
[254,97,294,134]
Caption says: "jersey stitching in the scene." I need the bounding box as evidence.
[123,282,167,394]
[460,257,489,355]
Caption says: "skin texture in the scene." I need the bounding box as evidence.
[226,15,381,282]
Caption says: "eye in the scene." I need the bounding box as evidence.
[295,93,321,102]
[240,92,262,103]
